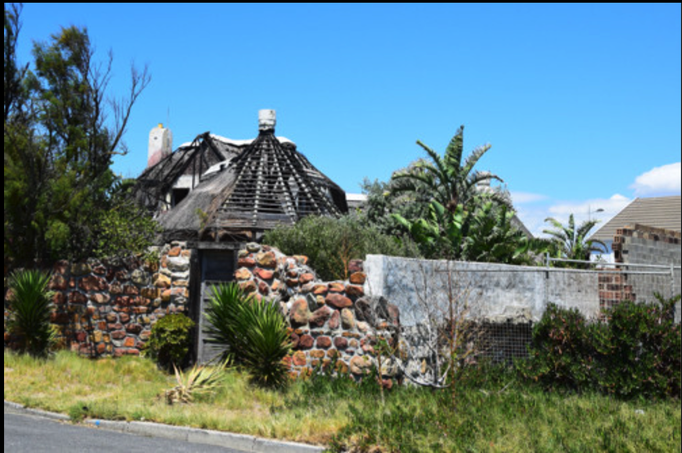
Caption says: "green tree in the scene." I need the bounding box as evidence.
[463,201,547,265]
[393,199,543,263]
[359,177,429,237]
[93,178,161,260]
[4,3,27,122]
[543,214,608,264]
[390,125,508,214]
[4,5,151,267]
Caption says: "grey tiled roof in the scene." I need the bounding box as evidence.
[591,196,681,242]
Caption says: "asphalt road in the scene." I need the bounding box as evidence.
[4,410,244,453]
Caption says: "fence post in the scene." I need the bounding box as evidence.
[671,262,675,300]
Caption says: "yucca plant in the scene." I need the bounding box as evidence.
[6,269,57,357]
[203,283,251,363]
[236,296,293,388]
[204,282,292,389]
[165,360,227,405]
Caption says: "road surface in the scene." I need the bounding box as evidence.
[4,409,244,453]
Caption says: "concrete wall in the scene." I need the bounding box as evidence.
[364,255,601,326]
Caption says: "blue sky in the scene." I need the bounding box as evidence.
[14,3,681,235]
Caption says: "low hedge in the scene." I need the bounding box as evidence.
[520,294,681,399]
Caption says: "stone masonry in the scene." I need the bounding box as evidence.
[5,242,192,357]
[235,244,401,384]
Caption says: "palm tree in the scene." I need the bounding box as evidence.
[543,214,608,262]
[390,125,507,214]
[463,202,544,265]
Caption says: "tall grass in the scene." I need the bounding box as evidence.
[4,351,680,451]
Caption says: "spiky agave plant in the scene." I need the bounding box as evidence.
[7,269,57,357]
[165,360,227,405]
[236,296,293,389]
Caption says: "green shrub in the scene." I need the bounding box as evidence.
[521,295,681,399]
[597,294,681,399]
[6,269,57,357]
[263,214,420,281]
[204,282,292,389]
[145,313,195,370]
[520,303,597,392]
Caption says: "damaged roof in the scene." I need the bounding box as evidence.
[137,111,348,242]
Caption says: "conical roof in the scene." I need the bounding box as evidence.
[215,130,347,230]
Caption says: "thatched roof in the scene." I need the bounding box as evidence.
[155,126,347,242]
[133,132,245,212]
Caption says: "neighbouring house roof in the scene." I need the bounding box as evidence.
[590,196,682,242]
[140,113,348,243]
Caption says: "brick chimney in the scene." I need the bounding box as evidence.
[148,123,173,168]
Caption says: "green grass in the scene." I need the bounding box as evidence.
[4,350,680,452]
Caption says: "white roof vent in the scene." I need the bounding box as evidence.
[258,109,276,132]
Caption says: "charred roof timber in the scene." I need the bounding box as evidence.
[134,110,348,243]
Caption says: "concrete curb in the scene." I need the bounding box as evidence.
[5,400,326,453]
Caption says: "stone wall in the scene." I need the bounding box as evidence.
[5,242,192,357]
[234,244,400,383]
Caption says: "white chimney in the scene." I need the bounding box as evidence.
[258,109,276,132]
[476,171,493,193]
[148,123,173,168]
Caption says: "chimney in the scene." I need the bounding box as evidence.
[476,171,493,193]
[258,109,276,133]
[148,123,173,168]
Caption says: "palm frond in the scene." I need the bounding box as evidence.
[443,125,465,171]
[461,143,493,178]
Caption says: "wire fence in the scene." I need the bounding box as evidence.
[428,256,681,363]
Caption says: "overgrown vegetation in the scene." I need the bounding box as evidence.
[5,350,680,452]
[264,214,420,281]
[144,313,195,371]
[362,125,549,264]
[520,294,681,400]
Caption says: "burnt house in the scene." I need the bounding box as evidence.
[134,110,348,243]
[133,110,348,362]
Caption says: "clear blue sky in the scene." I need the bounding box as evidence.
[14,3,681,235]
